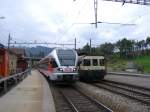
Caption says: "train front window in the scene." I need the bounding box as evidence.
[83,59,91,66]
[59,59,75,66]
[93,59,98,66]
[57,49,76,66]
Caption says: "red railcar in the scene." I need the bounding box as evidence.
[0,46,28,78]
[17,58,28,72]
[0,48,9,77]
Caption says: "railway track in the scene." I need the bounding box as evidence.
[93,80,150,105]
[50,84,113,112]
[108,72,150,78]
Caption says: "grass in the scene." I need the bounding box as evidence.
[134,55,150,73]
[108,57,127,71]
[108,55,150,73]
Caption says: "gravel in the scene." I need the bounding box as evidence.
[105,75,150,89]
[75,82,150,112]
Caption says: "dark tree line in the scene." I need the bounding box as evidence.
[78,37,150,58]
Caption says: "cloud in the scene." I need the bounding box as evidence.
[0,0,150,48]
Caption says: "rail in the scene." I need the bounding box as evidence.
[0,69,30,92]
[108,71,150,78]
[93,81,150,104]
[59,90,79,112]
[50,83,113,112]
[59,86,113,112]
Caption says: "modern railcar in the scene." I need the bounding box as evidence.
[38,48,79,83]
[78,56,107,82]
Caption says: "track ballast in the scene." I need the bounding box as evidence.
[93,80,150,105]
[50,84,113,112]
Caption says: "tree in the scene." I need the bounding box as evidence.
[82,43,90,54]
[146,37,150,54]
[100,43,115,56]
[116,38,134,58]
[139,40,145,50]
[146,37,150,48]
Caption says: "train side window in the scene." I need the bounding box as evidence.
[93,59,98,66]
[99,59,104,66]
[40,62,48,69]
[83,59,91,66]
[51,59,58,68]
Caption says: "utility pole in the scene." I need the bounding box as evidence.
[8,33,12,50]
[75,38,76,50]
[7,34,11,79]
[73,0,98,28]
[90,38,92,53]
[94,0,98,28]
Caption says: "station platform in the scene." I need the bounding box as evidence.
[0,70,56,112]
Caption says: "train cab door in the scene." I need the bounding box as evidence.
[48,59,53,73]
[0,54,2,76]
[0,50,4,77]
[48,58,58,73]
[51,58,58,69]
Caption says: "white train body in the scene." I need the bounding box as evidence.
[38,48,78,82]
[78,56,107,81]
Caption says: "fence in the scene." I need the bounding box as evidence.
[0,69,30,93]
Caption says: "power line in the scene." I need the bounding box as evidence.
[102,0,150,6]
[8,37,78,49]
[58,0,89,42]
[9,42,75,46]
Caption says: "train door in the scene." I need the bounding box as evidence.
[0,49,4,77]
[48,58,58,73]
[0,54,2,76]
[92,59,99,70]
[99,58,105,70]
[0,49,9,77]
[51,58,58,68]
[48,61,52,72]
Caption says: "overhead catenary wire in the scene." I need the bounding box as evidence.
[58,0,89,43]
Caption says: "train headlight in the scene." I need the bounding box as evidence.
[73,68,77,71]
[57,68,63,71]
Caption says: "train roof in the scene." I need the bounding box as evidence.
[79,55,105,59]
[39,47,77,63]
[0,43,5,48]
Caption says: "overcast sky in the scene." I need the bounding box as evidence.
[0,0,150,48]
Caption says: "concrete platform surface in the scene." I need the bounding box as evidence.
[105,74,150,89]
[0,70,56,112]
